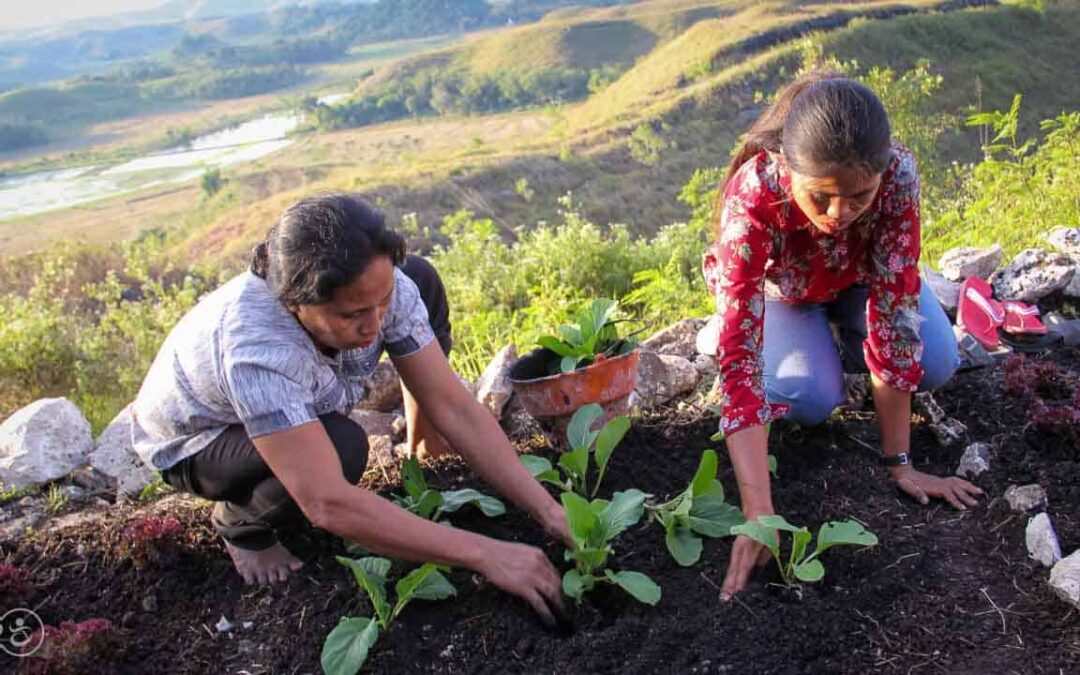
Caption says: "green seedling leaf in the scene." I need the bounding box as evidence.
[665,524,703,567]
[567,403,604,450]
[321,616,379,675]
[604,570,661,605]
[519,455,563,487]
[815,520,878,555]
[559,446,589,490]
[600,489,647,540]
[519,454,552,475]
[794,559,825,583]
[690,449,723,498]
[709,430,725,442]
[567,546,609,572]
[730,520,780,559]
[561,491,599,545]
[767,454,779,479]
[790,527,813,569]
[560,355,580,373]
[562,569,592,600]
[558,324,584,347]
[438,489,506,517]
[583,298,619,338]
[393,563,456,616]
[537,335,576,358]
[401,457,427,502]
[336,557,392,625]
[414,489,443,521]
[688,495,744,537]
[593,415,630,474]
[756,514,802,533]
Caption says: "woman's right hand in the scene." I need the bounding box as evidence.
[476,539,568,627]
[721,507,775,600]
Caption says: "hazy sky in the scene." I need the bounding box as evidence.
[0,0,165,31]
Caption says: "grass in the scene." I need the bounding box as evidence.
[2,0,1077,268]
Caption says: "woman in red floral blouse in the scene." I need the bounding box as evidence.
[703,74,983,599]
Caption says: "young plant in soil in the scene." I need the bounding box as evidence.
[731,515,878,586]
[22,618,124,675]
[393,456,506,521]
[116,515,183,570]
[646,449,744,566]
[561,489,661,605]
[520,403,630,498]
[322,557,456,675]
[537,298,639,374]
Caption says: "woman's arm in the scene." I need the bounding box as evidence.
[392,341,570,544]
[705,159,788,597]
[252,420,567,624]
[721,424,775,598]
[866,148,981,510]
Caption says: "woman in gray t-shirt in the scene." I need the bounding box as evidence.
[132,194,569,625]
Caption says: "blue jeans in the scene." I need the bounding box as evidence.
[764,282,959,425]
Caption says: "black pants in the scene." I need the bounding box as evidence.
[161,255,452,550]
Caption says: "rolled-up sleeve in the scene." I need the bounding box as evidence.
[704,164,789,436]
[223,346,318,438]
[381,268,436,358]
[865,148,924,392]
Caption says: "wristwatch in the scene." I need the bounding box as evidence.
[881,452,910,467]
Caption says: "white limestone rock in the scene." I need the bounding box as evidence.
[1025,512,1062,568]
[0,398,93,489]
[86,406,156,496]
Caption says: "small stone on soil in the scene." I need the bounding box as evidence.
[955,442,991,478]
[1049,550,1080,610]
[1024,513,1062,568]
[1004,484,1048,512]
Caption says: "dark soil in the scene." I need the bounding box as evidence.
[3,351,1080,674]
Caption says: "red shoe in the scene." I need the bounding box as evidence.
[957,276,1004,350]
[1002,300,1049,335]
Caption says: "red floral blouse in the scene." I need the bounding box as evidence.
[703,143,924,436]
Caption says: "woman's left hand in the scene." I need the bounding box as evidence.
[889,465,984,510]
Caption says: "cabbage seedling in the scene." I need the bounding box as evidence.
[537,298,639,374]
[393,456,505,521]
[520,403,630,498]
[322,557,456,675]
[647,449,744,566]
[561,489,661,605]
[731,515,878,586]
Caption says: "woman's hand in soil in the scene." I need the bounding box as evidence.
[538,502,573,549]
[890,465,983,510]
[478,539,567,627]
[720,507,775,600]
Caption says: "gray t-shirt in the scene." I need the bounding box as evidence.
[132,269,435,470]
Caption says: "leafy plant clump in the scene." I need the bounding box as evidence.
[0,563,33,599]
[537,298,638,375]
[117,515,183,570]
[731,516,878,586]
[23,618,124,675]
[561,489,660,605]
[322,557,456,675]
[647,450,744,566]
[393,457,505,521]
[1003,355,1080,450]
[520,403,630,498]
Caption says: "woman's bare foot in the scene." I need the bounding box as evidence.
[413,435,456,461]
[224,540,304,585]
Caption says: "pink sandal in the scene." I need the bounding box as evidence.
[957,276,1004,350]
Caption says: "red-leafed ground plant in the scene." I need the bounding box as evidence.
[117,515,183,569]
[20,618,124,675]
